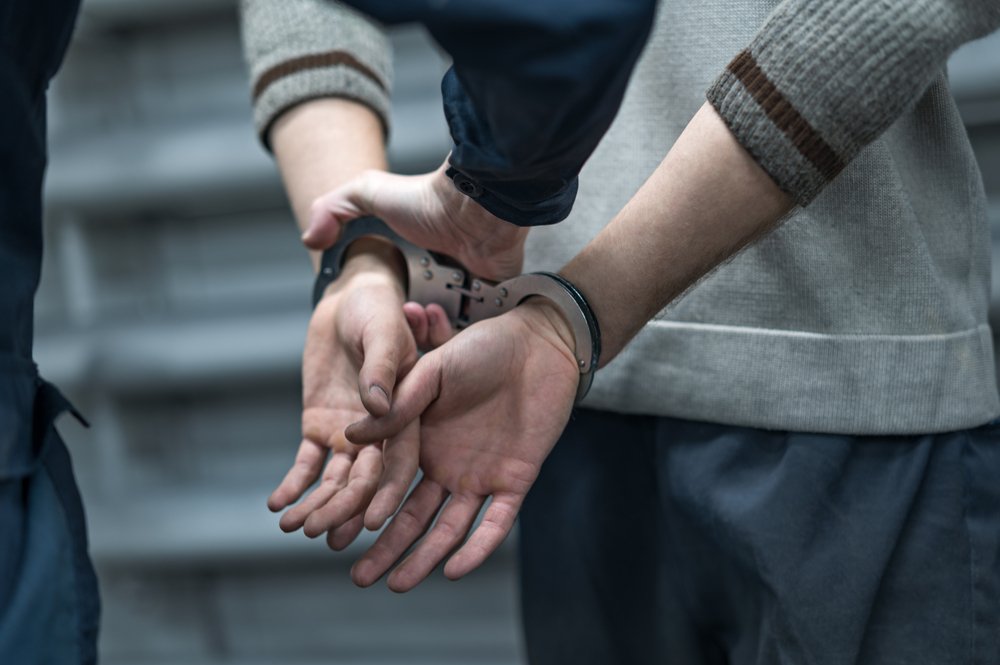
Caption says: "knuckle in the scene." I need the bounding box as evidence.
[432,520,461,543]
[392,507,424,533]
[366,359,397,383]
[308,196,327,218]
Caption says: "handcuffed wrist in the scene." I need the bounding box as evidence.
[518,296,577,359]
[312,218,600,402]
[315,236,406,303]
[341,237,406,282]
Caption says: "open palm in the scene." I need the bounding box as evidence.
[344,300,580,591]
[269,269,420,550]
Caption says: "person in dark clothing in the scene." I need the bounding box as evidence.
[0,3,99,663]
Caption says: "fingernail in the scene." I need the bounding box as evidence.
[370,384,389,403]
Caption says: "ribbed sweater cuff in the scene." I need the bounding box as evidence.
[251,60,391,150]
[240,0,393,150]
[707,0,1000,204]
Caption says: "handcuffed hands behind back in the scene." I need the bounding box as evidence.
[288,172,581,590]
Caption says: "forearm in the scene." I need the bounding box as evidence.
[270,98,394,276]
[558,102,792,364]
[240,0,395,273]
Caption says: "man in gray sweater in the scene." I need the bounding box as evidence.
[242,1,1000,662]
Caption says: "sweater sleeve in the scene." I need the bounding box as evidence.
[239,0,393,150]
[707,0,1000,204]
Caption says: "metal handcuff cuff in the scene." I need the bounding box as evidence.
[312,217,601,403]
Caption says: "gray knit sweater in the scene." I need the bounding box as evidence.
[241,0,1000,435]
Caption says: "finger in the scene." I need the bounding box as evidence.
[403,303,453,352]
[403,303,429,349]
[444,492,523,580]
[346,352,442,445]
[358,319,405,418]
[303,445,384,537]
[303,177,371,249]
[327,513,366,552]
[364,418,420,531]
[278,453,353,532]
[350,479,448,588]
[424,303,455,348]
[267,439,328,512]
[387,494,485,593]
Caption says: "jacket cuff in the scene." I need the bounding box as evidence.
[445,166,578,227]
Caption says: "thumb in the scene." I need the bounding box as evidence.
[303,171,378,250]
[347,351,442,445]
[357,319,407,418]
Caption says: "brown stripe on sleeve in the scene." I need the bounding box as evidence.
[252,50,388,101]
[727,50,846,180]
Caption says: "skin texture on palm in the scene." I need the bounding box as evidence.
[265,99,430,548]
[267,252,422,547]
[345,299,580,592]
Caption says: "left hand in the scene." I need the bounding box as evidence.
[342,299,581,591]
[269,245,422,549]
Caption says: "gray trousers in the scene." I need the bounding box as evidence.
[520,409,1000,664]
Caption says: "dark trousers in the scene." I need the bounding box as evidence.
[520,409,1000,664]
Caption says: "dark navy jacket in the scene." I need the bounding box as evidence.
[0,0,81,489]
[1,5,102,663]
[343,0,658,226]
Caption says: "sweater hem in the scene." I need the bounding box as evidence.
[583,321,1000,435]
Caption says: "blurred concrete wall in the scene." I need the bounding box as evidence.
[32,1,1000,663]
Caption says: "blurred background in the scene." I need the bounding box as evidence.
[32,1,1000,664]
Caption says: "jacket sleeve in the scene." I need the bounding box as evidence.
[707,0,1000,204]
[340,0,659,226]
[239,0,393,150]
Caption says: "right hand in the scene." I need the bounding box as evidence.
[302,161,528,281]
[343,298,582,591]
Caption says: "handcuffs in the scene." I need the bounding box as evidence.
[313,217,601,404]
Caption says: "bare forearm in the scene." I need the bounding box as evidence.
[560,102,793,365]
[270,98,389,272]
